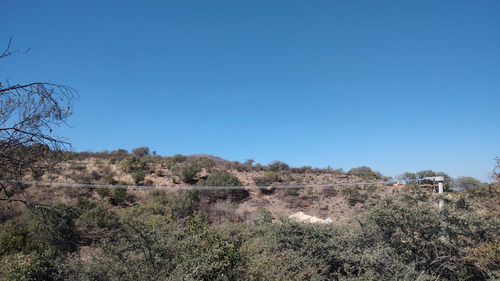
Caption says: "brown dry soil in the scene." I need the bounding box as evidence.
[21,157,404,225]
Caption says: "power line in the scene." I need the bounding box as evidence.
[10,180,392,191]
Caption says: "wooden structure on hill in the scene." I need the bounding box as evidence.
[418,176,446,190]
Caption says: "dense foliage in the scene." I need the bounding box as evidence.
[0,183,498,280]
[1,147,498,280]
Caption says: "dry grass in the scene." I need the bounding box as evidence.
[18,157,398,226]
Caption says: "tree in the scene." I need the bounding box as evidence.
[455,176,484,190]
[493,157,500,182]
[416,170,448,180]
[347,166,380,180]
[397,172,417,183]
[0,38,77,205]
[416,170,452,184]
[132,146,150,157]
[268,161,290,172]
[416,170,436,179]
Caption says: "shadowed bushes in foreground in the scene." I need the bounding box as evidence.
[1,185,498,280]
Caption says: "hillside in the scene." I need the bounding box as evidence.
[1,150,499,280]
[21,150,397,225]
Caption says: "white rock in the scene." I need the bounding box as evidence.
[289,212,333,224]
[322,218,333,224]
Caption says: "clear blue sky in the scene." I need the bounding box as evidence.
[2,1,499,181]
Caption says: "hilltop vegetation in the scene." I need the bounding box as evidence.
[9,148,395,224]
[0,148,499,280]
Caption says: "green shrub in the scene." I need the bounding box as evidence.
[131,170,146,185]
[354,195,498,280]
[90,170,102,182]
[253,171,281,186]
[184,212,208,235]
[1,252,57,281]
[347,166,379,180]
[96,188,110,198]
[197,157,216,171]
[455,176,485,190]
[170,163,179,173]
[253,163,263,171]
[268,161,290,172]
[132,146,150,157]
[120,156,146,173]
[181,163,201,184]
[203,171,242,187]
[285,188,300,197]
[81,216,179,280]
[250,207,273,224]
[110,188,127,205]
[103,172,117,185]
[199,171,249,202]
[28,205,79,253]
[0,221,32,256]
[167,190,202,219]
[173,221,244,280]
[72,172,93,184]
[76,203,120,244]
[366,185,377,193]
[253,176,270,186]
[322,187,338,197]
[341,187,368,205]
[291,166,313,174]
[172,153,187,163]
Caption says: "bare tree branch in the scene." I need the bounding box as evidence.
[0,38,78,202]
[0,37,31,59]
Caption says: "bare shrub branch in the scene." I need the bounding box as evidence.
[0,38,77,207]
[0,37,31,59]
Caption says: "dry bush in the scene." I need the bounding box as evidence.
[322,187,338,197]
